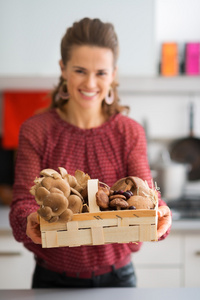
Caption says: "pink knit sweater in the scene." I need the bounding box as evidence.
[9,109,169,273]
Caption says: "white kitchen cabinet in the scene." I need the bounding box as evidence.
[184,234,200,287]
[132,233,184,287]
[132,231,200,288]
[135,267,182,288]
[0,230,34,289]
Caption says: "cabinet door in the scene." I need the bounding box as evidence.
[0,231,34,289]
[136,267,182,288]
[132,233,183,287]
[133,234,183,265]
[184,234,200,287]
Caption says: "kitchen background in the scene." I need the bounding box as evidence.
[0,0,200,289]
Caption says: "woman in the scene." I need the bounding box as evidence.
[9,17,171,288]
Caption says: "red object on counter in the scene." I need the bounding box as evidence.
[2,91,51,149]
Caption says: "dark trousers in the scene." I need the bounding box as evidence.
[32,262,137,288]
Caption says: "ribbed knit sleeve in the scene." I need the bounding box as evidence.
[9,116,46,243]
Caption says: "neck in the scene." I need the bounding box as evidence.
[57,102,107,129]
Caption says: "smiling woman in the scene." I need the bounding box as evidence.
[9,17,171,289]
[51,18,128,122]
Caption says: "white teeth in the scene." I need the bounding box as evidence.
[81,91,96,97]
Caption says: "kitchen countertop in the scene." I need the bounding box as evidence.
[0,288,199,300]
[1,205,200,233]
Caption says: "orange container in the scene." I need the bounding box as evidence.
[161,43,179,76]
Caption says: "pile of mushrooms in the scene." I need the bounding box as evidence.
[96,177,158,211]
[30,169,158,223]
[30,167,90,223]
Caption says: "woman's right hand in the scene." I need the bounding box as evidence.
[26,212,42,244]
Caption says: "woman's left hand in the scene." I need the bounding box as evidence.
[157,205,172,239]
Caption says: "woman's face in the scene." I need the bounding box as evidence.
[60,45,116,110]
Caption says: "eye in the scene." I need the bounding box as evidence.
[97,71,107,76]
[75,69,85,74]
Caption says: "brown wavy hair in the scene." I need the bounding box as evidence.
[51,17,129,116]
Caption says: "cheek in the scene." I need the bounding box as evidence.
[67,76,79,92]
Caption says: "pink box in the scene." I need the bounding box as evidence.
[185,43,200,75]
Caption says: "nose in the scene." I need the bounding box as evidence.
[84,74,96,89]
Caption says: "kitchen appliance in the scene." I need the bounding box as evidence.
[153,150,188,202]
[170,102,200,181]
[167,196,200,220]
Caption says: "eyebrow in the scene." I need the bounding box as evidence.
[72,66,109,72]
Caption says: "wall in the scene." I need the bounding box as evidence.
[0,0,200,143]
[0,0,155,77]
[156,0,200,63]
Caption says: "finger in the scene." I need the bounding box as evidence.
[26,227,42,244]
[26,221,42,244]
[158,206,171,218]
[157,222,169,239]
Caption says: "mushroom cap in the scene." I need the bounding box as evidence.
[80,186,88,201]
[41,177,71,198]
[111,176,151,197]
[111,178,128,192]
[40,169,61,179]
[66,174,78,188]
[58,167,68,179]
[110,194,126,200]
[43,193,68,216]
[75,170,91,191]
[58,208,73,223]
[109,198,129,209]
[68,194,83,214]
[127,195,154,209]
[35,186,50,205]
[96,189,109,209]
[37,206,52,221]
[70,187,84,200]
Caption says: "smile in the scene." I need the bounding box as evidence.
[80,90,98,97]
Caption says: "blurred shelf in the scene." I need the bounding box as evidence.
[0,75,200,94]
[119,76,200,94]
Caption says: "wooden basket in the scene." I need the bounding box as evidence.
[40,179,158,248]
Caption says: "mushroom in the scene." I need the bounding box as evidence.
[66,174,78,188]
[31,167,87,223]
[70,187,83,200]
[82,203,89,213]
[38,206,52,221]
[68,194,83,214]
[111,176,152,198]
[126,177,152,197]
[111,178,128,192]
[40,168,62,179]
[58,167,68,179]
[42,193,69,216]
[109,194,126,200]
[96,189,109,209]
[41,176,71,199]
[127,195,154,209]
[58,208,73,223]
[74,170,91,192]
[35,186,50,205]
[109,198,129,210]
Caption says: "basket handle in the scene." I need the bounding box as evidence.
[87,179,100,213]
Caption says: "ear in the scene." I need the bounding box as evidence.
[112,66,118,81]
[59,60,67,79]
